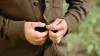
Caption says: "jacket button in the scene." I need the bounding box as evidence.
[33,1,39,6]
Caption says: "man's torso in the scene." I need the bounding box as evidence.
[0,0,67,56]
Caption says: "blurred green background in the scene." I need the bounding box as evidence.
[63,0,100,56]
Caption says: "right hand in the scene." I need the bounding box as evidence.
[24,22,48,45]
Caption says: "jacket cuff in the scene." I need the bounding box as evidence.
[62,13,79,36]
[7,20,26,40]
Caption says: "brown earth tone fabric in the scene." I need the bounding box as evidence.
[0,0,91,56]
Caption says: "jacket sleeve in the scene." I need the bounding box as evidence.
[63,0,91,34]
[0,16,25,40]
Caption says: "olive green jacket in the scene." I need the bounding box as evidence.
[0,0,91,56]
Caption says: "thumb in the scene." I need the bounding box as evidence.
[49,19,62,26]
[46,19,62,30]
[31,22,46,28]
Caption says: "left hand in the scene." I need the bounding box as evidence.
[46,18,68,44]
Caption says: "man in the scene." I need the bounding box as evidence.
[0,0,91,56]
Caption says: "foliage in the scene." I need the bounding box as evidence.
[63,0,100,56]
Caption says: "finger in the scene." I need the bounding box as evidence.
[34,38,43,42]
[34,38,47,45]
[36,30,48,38]
[52,36,62,43]
[46,25,57,30]
[31,22,46,28]
[52,19,67,30]
[56,30,66,37]
[49,37,55,41]
[52,20,64,30]
[35,36,47,42]
[51,19,67,30]
[49,31,63,43]
[46,19,62,30]
[49,30,65,40]
[51,19,62,25]
[49,31,57,39]
[34,40,45,45]
[37,39,46,44]
[32,39,45,45]
[49,30,64,39]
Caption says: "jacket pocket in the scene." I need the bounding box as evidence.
[53,0,63,8]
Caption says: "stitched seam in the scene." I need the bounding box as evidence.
[28,0,38,21]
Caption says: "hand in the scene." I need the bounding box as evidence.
[46,19,67,44]
[24,22,48,45]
